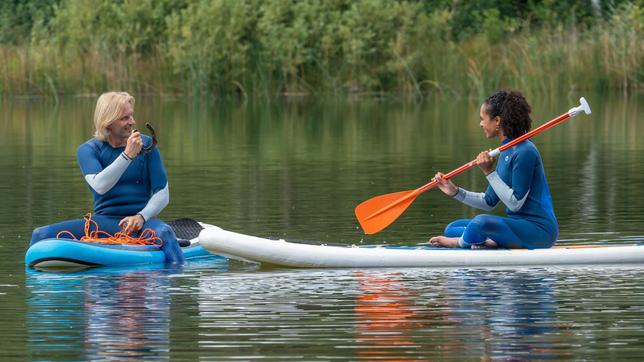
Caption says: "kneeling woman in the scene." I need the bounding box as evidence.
[430,90,557,249]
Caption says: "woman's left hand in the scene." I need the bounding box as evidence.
[476,150,496,175]
[119,214,145,235]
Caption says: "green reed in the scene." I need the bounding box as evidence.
[0,0,641,98]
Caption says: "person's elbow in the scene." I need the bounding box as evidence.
[93,186,109,195]
[507,194,528,212]
[158,185,170,207]
[482,203,495,211]
[85,175,110,195]
[507,204,522,212]
[483,197,498,211]
[160,192,169,208]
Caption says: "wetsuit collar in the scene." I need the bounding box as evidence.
[501,137,514,145]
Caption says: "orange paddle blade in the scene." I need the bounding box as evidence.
[355,190,420,234]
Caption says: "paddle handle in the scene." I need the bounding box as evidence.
[416,97,591,194]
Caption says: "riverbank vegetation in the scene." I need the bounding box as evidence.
[1,0,641,98]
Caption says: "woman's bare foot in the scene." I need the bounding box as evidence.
[428,236,460,248]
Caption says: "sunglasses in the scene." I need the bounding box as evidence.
[140,123,158,153]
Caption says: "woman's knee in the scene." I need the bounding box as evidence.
[471,214,496,224]
[470,214,505,233]
[444,219,470,236]
[30,226,53,246]
[461,215,500,246]
[155,223,184,264]
[155,224,176,241]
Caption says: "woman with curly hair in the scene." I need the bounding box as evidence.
[429,90,558,249]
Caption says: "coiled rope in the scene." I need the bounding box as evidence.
[56,213,163,247]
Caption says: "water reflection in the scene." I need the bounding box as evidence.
[354,272,436,361]
[27,267,172,360]
[84,272,172,360]
[353,269,566,360]
[193,267,568,359]
[440,270,564,359]
[25,261,226,361]
[26,272,85,361]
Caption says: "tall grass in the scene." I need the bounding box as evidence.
[0,0,641,98]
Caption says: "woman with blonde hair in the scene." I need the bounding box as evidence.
[29,91,183,264]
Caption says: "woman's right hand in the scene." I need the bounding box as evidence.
[433,172,458,197]
[124,131,143,158]
[475,150,496,175]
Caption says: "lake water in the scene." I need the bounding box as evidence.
[1,92,643,360]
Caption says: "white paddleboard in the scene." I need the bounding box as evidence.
[199,227,644,268]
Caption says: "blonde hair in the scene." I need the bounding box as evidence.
[93,91,135,141]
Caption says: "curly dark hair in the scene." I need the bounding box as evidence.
[484,90,532,139]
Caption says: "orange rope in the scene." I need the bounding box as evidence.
[56,213,163,247]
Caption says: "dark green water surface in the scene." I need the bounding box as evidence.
[1,93,643,360]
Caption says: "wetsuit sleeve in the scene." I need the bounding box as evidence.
[77,143,132,195]
[138,147,169,220]
[453,187,497,211]
[138,183,169,221]
[483,185,500,207]
[486,149,536,212]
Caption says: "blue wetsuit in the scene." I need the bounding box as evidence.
[445,139,558,249]
[29,136,184,264]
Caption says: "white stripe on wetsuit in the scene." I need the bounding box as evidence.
[138,183,169,221]
[84,152,132,195]
[486,171,529,212]
[453,188,496,211]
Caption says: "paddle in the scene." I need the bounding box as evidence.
[355,97,592,235]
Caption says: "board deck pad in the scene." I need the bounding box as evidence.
[168,218,203,245]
